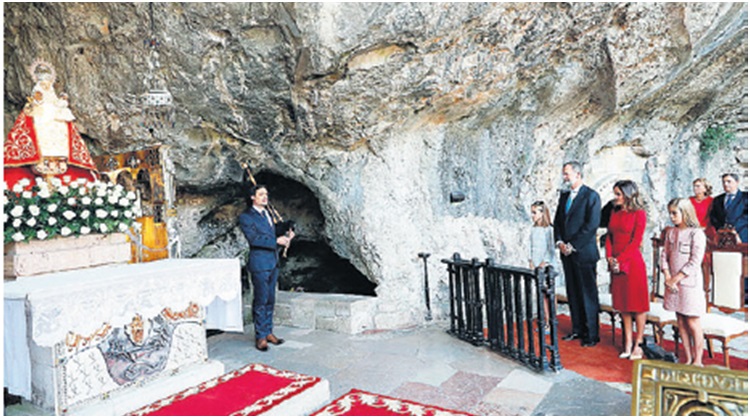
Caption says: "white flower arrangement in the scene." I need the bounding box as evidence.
[4,177,139,244]
[11,206,24,217]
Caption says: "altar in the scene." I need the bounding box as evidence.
[4,258,243,415]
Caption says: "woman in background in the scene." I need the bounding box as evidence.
[689,178,713,229]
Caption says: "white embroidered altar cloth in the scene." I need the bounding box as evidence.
[4,258,242,398]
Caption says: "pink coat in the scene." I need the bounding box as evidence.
[660,227,706,316]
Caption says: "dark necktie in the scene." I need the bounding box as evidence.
[725,194,734,209]
[261,209,272,227]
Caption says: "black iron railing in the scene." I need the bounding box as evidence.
[445,254,484,345]
[442,253,562,372]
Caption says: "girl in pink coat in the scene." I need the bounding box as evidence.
[660,198,707,366]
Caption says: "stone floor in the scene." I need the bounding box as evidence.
[5,310,746,416]
[207,322,632,416]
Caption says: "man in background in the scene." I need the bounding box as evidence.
[709,173,748,243]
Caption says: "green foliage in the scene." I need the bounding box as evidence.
[700,125,735,159]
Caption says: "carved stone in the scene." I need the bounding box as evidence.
[3,233,131,280]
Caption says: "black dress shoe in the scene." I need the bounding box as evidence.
[562,333,580,341]
[581,340,599,347]
[255,338,268,352]
[266,334,285,345]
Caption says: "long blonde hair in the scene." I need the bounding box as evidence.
[667,198,700,228]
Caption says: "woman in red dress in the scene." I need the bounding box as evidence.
[605,180,650,360]
[689,178,713,228]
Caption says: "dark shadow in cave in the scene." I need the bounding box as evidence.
[252,171,376,296]
[277,241,376,296]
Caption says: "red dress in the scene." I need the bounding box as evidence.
[689,196,713,228]
[605,209,650,313]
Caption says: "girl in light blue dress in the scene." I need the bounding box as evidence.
[529,201,555,271]
[529,201,556,332]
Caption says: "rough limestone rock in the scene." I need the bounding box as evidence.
[4,3,748,329]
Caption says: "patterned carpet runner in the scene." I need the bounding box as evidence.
[128,363,320,416]
[312,389,472,416]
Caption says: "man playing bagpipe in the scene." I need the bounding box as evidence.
[238,172,295,352]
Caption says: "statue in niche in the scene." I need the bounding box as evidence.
[4,59,98,187]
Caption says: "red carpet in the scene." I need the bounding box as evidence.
[128,364,321,416]
[312,389,472,416]
[556,315,748,383]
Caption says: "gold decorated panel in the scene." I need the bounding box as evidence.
[632,360,748,416]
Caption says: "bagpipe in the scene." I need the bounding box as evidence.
[241,162,296,257]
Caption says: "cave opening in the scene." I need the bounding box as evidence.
[252,171,376,296]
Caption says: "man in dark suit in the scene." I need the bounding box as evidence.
[239,184,294,351]
[709,173,748,243]
[553,161,602,347]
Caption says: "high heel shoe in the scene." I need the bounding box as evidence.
[619,351,632,359]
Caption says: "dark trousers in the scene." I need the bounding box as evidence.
[561,258,600,342]
[250,267,278,340]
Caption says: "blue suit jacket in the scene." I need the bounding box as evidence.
[709,191,748,243]
[553,185,602,265]
[239,208,280,272]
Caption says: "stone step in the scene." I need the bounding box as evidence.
[67,360,224,416]
[272,291,377,334]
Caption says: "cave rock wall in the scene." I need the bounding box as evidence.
[4,3,748,329]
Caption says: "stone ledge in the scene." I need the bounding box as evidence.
[66,360,224,416]
[4,234,131,279]
[273,291,377,334]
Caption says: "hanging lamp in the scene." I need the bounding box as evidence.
[140,2,175,133]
